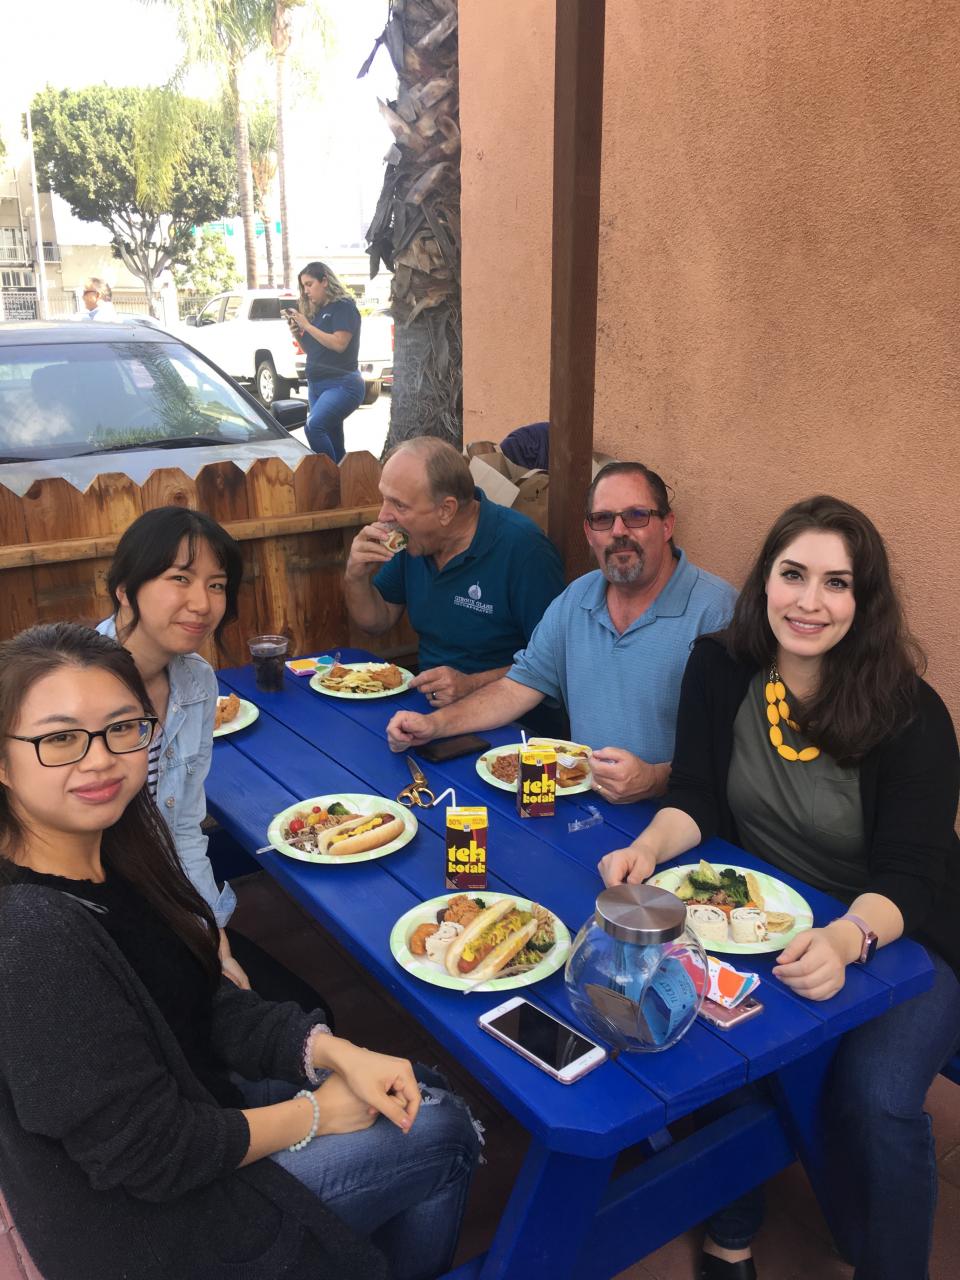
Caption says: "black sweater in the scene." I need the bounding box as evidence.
[666,635,960,974]
[0,884,389,1280]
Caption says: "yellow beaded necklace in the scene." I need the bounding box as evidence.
[764,666,820,762]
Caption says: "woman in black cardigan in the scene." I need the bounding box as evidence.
[600,496,959,1280]
[0,623,478,1280]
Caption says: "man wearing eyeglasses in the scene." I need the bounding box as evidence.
[73,278,118,322]
[387,461,736,802]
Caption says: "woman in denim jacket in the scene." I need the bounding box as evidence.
[98,506,322,1006]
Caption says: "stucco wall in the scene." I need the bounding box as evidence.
[460,0,960,729]
[459,0,554,444]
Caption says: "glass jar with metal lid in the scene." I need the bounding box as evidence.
[564,884,709,1052]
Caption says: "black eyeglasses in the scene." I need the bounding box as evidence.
[585,506,664,532]
[6,717,158,767]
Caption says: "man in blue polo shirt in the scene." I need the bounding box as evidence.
[344,437,564,705]
[387,461,737,802]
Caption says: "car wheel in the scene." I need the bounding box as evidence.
[361,378,381,407]
[255,359,292,406]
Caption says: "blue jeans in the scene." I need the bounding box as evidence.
[237,1066,480,1280]
[707,950,960,1279]
[305,371,364,461]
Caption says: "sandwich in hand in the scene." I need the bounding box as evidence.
[317,812,405,856]
[384,527,408,552]
[444,898,543,982]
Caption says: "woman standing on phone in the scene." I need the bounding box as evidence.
[286,262,364,462]
[98,506,325,1012]
[599,496,959,1280]
[0,623,480,1280]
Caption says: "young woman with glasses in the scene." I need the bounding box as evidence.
[285,262,364,462]
[0,623,479,1280]
[600,496,959,1280]
[98,506,321,1009]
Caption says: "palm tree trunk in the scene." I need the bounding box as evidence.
[362,1,462,451]
[273,4,293,289]
[231,68,259,288]
[262,209,275,286]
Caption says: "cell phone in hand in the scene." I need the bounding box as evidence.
[697,995,763,1028]
[478,997,607,1083]
[418,734,491,763]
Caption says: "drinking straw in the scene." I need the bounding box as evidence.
[431,787,457,807]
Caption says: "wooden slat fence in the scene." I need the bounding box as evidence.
[0,452,416,668]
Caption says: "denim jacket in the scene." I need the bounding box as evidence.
[97,618,237,926]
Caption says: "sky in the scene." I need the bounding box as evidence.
[0,0,398,256]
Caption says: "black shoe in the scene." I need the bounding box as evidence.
[698,1252,757,1280]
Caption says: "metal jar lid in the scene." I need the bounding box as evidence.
[594,884,687,944]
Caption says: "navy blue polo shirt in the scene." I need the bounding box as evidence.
[373,489,565,674]
[300,298,361,379]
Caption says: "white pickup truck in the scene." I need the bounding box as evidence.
[182,289,393,407]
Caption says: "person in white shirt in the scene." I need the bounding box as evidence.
[75,277,118,321]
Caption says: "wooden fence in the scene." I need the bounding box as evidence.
[0,451,416,668]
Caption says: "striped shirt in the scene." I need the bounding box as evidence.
[147,727,164,799]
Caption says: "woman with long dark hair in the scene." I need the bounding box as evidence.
[600,496,959,1280]
[0,623,479,1280]
[286,261,364,462]
[99,505,320,1008]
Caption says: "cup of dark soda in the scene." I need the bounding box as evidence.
[248,635,289,692]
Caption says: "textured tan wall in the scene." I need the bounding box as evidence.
[459,0,554,444]
[460,0,960,730]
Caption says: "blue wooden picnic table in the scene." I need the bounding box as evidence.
[206,649,933,1280]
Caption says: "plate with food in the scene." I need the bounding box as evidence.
[267,793,417,864]
[390,892,571,993]
[309,662,414,699]
[212,692,259,738]
[647,860,814,954]
[476,739,593,795]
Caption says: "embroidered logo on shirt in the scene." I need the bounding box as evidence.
[454,582,493,615]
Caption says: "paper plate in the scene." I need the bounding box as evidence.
[309,662,414,699]
[267,793,417,864]
[390,892,570,993]
[476,740,593,796]
[646,864,814,955]
[212,697,259,738]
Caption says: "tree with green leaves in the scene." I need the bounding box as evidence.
[31,85,236,315]
[150,0,274,288]
[172,227,241,294]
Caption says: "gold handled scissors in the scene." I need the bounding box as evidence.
[397,755,436,808]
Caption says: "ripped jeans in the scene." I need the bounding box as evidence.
[236,1066,480,1280]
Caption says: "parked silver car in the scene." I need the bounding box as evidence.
[0,321,310,495]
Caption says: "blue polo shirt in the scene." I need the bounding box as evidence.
[300,298,361,379]
[507,551,737,761]
[373,489,565,674]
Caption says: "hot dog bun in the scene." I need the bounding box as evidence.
[317,812,405,856]
[444,898,538,982]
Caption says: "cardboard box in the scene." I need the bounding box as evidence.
[466,445,618,532]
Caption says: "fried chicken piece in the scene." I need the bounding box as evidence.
[409,922,440,956]
[372,663,403,690]
[214,693,241,729]
[443,894,484,928]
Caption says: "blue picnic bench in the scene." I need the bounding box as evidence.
[206,648,935,1280]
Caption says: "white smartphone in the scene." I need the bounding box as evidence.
[478,996,607,1084]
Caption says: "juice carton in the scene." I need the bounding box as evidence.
[516,745,557,818]
[445,806,488,891]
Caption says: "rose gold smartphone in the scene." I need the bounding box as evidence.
[697,996,764,1028]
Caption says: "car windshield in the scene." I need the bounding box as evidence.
[0,338,286,459]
